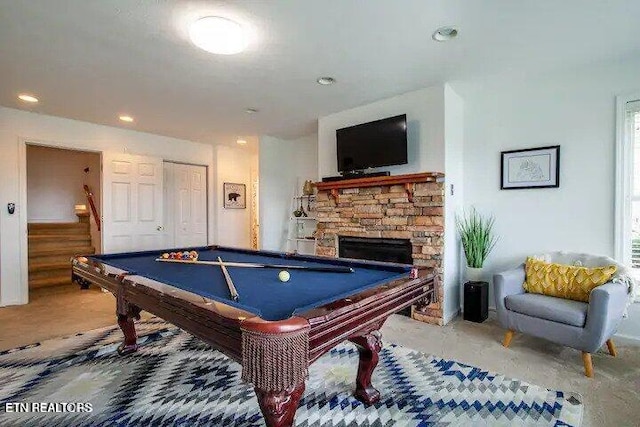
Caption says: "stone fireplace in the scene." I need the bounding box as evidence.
[314,173,445,325]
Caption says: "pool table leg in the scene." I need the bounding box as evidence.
[254,381,305,427]
[116,305,141,355]
[349,329,383,405]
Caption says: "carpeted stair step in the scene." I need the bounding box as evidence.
[29,266,72,280]
[28,246,95,259]
[29,234,93,243]
[28,260,73,273]
[28,274,72,289]
[28,222,89,235]
[28,237,92,251]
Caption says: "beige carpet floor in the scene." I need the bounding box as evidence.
[1,286,638,426]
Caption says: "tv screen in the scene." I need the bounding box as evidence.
[336,114,407,173]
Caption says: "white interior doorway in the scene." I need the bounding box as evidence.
[163,161,208,248]
[25,144,102,293]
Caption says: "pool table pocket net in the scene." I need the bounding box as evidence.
[241,325,310,391]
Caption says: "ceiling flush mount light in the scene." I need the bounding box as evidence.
[189,16,247,55]
[245,108,258,114]
[18,94,39,103]
[119,115,134,123]
[236,139,247,145]
[316,77,336,86]
[432,26,458,42]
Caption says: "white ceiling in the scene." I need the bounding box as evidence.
[1,0,639,144]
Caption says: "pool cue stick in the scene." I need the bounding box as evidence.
[155,258,355,273]
[217,257,240,302]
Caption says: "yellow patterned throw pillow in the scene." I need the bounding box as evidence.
[523,257,617,302]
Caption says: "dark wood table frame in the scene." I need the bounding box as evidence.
[72,248,436,427]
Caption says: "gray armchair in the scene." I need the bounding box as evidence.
[494,263,628,377]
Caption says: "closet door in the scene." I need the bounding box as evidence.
[188,164,208,245]
[171,163,207,248]
[163,162,175,248]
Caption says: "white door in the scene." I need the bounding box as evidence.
[164,162,208,248]
[102,152,164,252]
[163,162,175,247]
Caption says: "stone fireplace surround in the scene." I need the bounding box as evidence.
[314,173,445,325]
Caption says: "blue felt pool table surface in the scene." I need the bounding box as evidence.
[89,247,412,321]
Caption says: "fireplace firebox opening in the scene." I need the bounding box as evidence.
[338,236,413,316]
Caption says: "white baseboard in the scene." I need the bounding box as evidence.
[0,298,27,307]
[613,332,640,345]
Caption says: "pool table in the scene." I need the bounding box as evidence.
[72,246,436,427]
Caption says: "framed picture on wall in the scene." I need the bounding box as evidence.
[501,145,560,189]
[223,183,246,209]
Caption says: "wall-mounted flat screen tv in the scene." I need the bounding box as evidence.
[336,114,407,173]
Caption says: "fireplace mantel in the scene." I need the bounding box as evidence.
[315,172,444,203]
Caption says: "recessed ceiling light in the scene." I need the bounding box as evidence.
[119,115,134,123]
[245,108,258,114]
[18,94,39,103]
[432,26,458,42]
[316,77,336,85]
[236,139,247,145]
[189,16,247,55]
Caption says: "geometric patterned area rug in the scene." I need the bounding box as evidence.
[0,318,583,427]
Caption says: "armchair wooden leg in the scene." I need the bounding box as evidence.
[581,352,594,378]
[502,330,514,348]
[606,339,617,357]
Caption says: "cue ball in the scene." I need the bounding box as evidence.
[278,270,290,282]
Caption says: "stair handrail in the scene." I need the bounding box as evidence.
[83,184,101,231]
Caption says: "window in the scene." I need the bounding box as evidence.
[616,96,640,285]
[631,106,640,272]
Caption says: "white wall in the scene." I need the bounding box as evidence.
[214,144,258,248]
[27,145,101,222]
[443,85,465,323]
[0,106,215,306]
[454,57,640,340]
[259,134,318,251]
[318,86,445,178]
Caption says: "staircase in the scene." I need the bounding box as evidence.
[28,220,95,289]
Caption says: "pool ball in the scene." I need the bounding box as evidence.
[278,270,290,282]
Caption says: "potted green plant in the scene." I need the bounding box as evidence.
[456,208,498,281]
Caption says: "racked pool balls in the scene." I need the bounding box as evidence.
[162,250,198,261]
